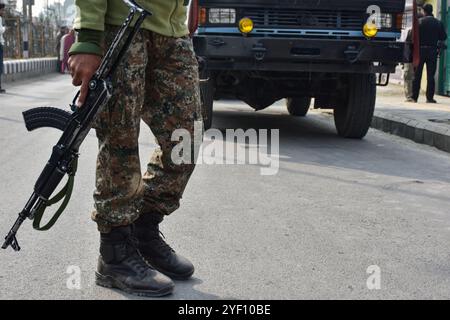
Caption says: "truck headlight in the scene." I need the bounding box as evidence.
[379,13,393,29]
[209,8,236,24]
[239,17,254,34]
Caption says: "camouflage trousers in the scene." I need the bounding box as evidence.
[93,26,201,233]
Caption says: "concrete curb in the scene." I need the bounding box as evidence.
[372,110,450,153]
[3,58,58,83]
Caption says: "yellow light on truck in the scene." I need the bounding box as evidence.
[363,23,378,38]
[239,17,254,34]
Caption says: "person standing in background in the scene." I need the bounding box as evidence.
[404,7,424,102]
[0,3,6,94]
[55,26,67,73]
[60,29,75,73]
[412,4,448,103]
[404,28,415,102]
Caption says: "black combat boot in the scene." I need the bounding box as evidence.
[96,225,175,297]
[134,214,195,280]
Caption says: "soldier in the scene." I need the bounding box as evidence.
[412,4,447,103]
[68,0,201,297]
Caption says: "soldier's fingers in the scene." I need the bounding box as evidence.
[72,71,82,86]
[77,80,90,107]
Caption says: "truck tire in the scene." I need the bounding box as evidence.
[286,97,311,117]
[200,73,214,130]
[333,74,376,139]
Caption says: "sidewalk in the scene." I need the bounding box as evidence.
[2,57,58,83]
[373,84,450,153]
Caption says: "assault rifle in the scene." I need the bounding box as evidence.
[2,0,151,251]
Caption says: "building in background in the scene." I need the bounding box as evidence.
[0,0,77,59]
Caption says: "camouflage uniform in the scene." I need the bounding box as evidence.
[93,26,201,233]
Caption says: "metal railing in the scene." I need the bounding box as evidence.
[3,16,58,59]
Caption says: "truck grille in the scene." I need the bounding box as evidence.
[242,9,365,30]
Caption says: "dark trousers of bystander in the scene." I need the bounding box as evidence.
[412,47,438,101]
[0,43,4,93]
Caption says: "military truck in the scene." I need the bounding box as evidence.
[191,0,412,138]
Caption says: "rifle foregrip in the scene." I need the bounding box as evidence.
[23,107,72,132]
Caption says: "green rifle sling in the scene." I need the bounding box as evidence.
[32,159,78,231]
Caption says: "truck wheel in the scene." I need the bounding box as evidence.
[334,74,376,139]
[200,73,214,130]
[286,97,311,117]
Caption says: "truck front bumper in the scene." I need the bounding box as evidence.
[193,35,410,74]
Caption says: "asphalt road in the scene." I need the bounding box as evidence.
[1,74,450,300]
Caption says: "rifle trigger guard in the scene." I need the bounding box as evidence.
[70,91,81,112]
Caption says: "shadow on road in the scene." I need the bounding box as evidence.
[96,277,223,300]
[209,106,450,202]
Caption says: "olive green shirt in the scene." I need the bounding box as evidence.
[69,0,189,56]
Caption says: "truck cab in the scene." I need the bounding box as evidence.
[192,0,412,138]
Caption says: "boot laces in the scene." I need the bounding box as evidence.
[126,236,153,274]
[153,231,175,256]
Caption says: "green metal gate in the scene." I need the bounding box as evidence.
[440,0,450,95]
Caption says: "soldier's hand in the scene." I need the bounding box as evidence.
[68,54,102,107]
